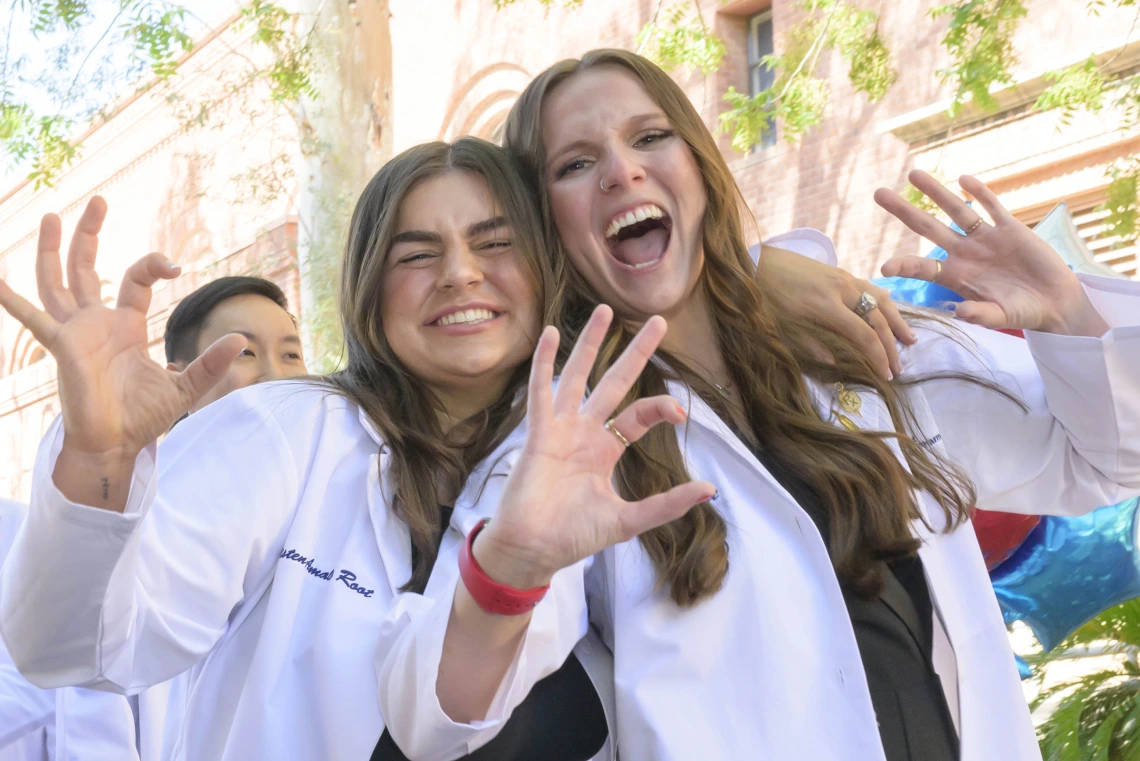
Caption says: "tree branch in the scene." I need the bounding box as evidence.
[772,3,836,105]
[636,0,667,55]
[0,4,16,102]
[1100,2,1140,71]
[53,4,128,120]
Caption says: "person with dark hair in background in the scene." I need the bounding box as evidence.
[162,276,306,416]
[0,273,307,761]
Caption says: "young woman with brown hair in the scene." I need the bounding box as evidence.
[0,134,883,759]
[376,51,1140,761]
[0,139,623,761]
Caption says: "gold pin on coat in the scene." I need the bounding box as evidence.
[836,413,859,431]
[835,383,861,416]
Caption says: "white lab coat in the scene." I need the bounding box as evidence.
[0,500,53,761]
[375,272,1140,761]
[749,227,839,267]
[0,382,616,761]
[0,501,151,761]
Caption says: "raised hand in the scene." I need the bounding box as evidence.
[0,198,246,509]
[874,170,1109,337]
[474,305,715,589]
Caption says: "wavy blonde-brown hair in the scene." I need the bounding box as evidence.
[326,138,556,593]
[504,49,1004,605]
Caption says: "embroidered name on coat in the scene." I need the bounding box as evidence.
[280,549,375,598]
[917,433,943,451]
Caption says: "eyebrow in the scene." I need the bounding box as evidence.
[232,330,302,346]
[546,112,670,169]
[392,229,441,244]
[391,216,508,245]
[466,216,507,237]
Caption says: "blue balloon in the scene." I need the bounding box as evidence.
[1016,654,1032,680]
[871,221,964,310]
[991,499,1140,652]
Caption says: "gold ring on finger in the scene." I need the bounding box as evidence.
[934,260,943,280]
[604,418,631,448]
[963,218,984,235]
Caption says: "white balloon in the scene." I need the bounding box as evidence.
[1033,202,1126,280]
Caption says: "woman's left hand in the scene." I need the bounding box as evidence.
[757,246,915,380]
[874,170,1109,337]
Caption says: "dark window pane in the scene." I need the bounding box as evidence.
[748,11,777,149]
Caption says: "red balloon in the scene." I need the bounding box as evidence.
[971,508,1040,571]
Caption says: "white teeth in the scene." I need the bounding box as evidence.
[436,308,496,326]
[604,204,666,239]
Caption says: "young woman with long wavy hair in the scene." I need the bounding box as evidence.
[0,139,626,761]
[377,51,1140,761]
[0,132,889,759]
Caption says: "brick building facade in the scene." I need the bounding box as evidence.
[385,0,1140,279]
[0,18,305,500]
[0,0,1134,499]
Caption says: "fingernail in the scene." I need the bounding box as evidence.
[708,489,720,502]
[675,403,687,418]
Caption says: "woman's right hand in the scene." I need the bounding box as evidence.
[473,305,716,589]
[0,197,246,510]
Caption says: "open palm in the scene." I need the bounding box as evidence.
[475,306,714,588]
[874,171,1095,333]
[0,198,245,474]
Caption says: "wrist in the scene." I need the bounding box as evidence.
[472,525,555,591]
[54,441,140,511]
[1040,287,1110,338]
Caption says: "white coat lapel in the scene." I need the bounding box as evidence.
[665,379,806,513]
[451,431,523,537]
[357,408,413,598]
[666,378,879,483]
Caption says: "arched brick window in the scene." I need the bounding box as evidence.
[438,63,532,144]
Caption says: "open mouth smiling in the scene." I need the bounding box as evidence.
[603,203,673,271]
[430,308,500,327]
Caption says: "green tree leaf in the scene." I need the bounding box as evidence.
[637,2,727,76]
[931,0,1028,116]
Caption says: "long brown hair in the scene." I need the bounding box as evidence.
[325,138,556,592]
[504,49,1005,605]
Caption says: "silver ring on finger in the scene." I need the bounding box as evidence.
[853,291,879,323]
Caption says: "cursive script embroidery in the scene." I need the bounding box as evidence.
[279,549,375,597]
[279,548,333,580]
[335,569,374,598]
[917,434,943,451]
